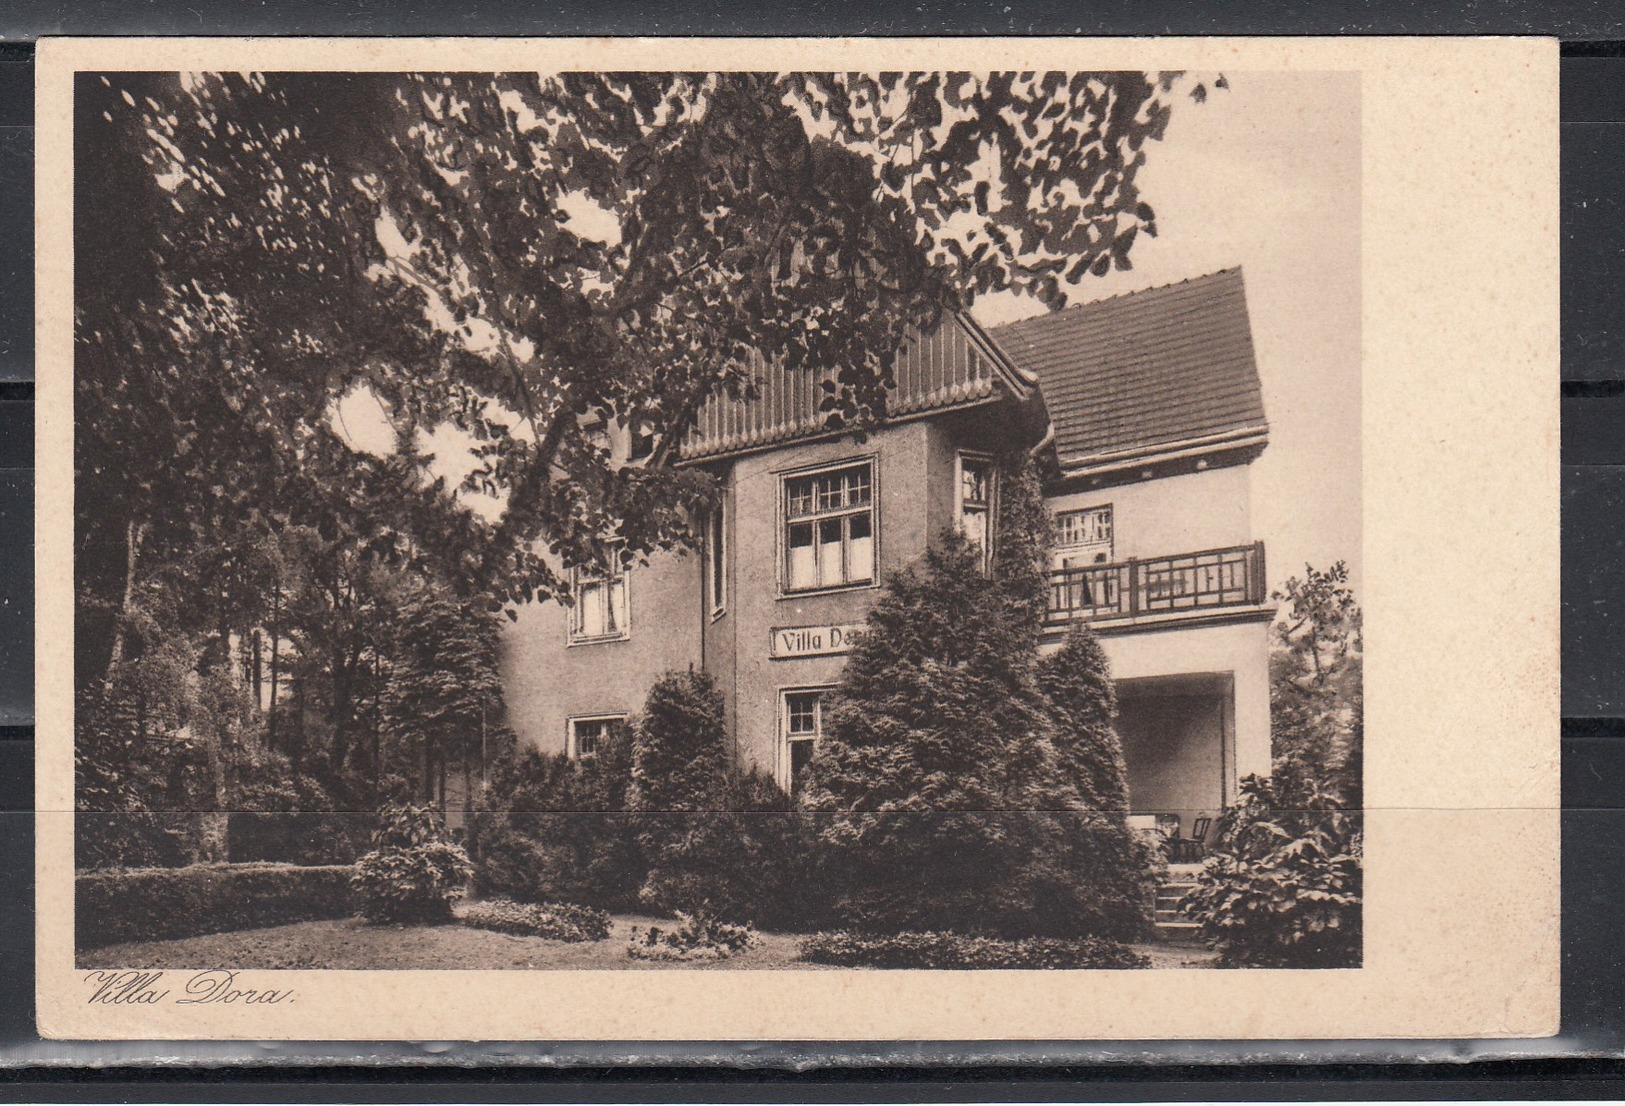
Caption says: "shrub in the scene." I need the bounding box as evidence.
[350,803,473,924]
[630,670,728,812]
[76,811,197,871]
[797,930,1149,970]
[477,735,645,913]
[1179,776,1362,968]
[1179,565,1363,969]
[635,767,822,931]
[227,811,375,866]
[626,909,756,962]
[460,898,612,942]
[77,863,356,948]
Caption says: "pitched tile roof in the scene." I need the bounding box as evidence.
[988,268,1268,472]
[681,314,1029,462]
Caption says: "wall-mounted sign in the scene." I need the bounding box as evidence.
[770,622,867,659]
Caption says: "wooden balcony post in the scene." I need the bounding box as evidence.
[1250,540,1267,604]
[1126,557,1140,618]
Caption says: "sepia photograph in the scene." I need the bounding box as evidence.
[33,36,1557,1042]
[66,65,1361,974]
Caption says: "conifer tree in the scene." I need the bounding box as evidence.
[1039,626,1130,813]
[630,670,810,925]
[802,458,1156,940]
[629,670,728,814]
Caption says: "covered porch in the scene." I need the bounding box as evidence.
[1116,671,1235,846]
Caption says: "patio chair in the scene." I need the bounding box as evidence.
[1170,815,1213,863]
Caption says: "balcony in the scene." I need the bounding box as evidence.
[1046,541,1269,629]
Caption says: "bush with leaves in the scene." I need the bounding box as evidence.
[477,729,646,912]
[460,898,613,942]
[797,930,1149,970]
[801,458,1158,940]
[1180,775,1362,968]
[625,909,757,962]
[638,766,823,930]
[350,803,474,923]
[1180,564,1363,968]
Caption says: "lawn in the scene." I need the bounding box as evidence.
[79,909,830,971]
[79,906,1216,970]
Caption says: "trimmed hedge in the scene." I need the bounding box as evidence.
[797,930,1150,969]
[77,863,356,948]
[461,898,612,942]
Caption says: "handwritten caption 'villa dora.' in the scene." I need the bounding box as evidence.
[84,970,294,1006]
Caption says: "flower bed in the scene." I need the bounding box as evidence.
[460,898,612,943]
[797,930,1149,969]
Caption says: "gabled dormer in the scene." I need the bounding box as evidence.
[989,268,1272,634]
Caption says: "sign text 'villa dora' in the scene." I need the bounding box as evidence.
[769,623,867,659]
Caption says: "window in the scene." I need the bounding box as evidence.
[1056,505,1114,562]
[957,453,995,568]
[629,425,656,462]
[569,714,626,762]
[705,499,726,617]
[783,462,875,592]
[781,688,829,796]
[569,552,630,643]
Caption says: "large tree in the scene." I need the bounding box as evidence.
[76,69,1204,691]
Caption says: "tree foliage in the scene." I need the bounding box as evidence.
[76,68,1203,691]
[381,591,505,805]
[74,65,1208,878]
[1039,626,1129,814]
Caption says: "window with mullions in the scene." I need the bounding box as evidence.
[783,463,874,592]
[1056,505,1114,560]
[569,552,630,644]
[569,714,626,762]
[782,689,828,796]
[957,454,994,568]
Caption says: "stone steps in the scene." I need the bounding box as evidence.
[1153,866,1204,935]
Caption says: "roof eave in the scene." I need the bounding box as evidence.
[1056,425,1270,480]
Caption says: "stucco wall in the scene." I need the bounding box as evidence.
[500,547,703,757]
[1046,463,1252,562]
[717,420,936,783]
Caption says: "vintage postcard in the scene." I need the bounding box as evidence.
[34,36,1558,1041]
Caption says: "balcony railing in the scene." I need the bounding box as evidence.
[1046,541,1268,626]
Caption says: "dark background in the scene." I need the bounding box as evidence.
[3,3,1625,1097]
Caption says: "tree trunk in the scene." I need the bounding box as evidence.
[250,628,263,706]
[462,716,476,860]
[372,652,384,807]
[267,589,281,749]
[103,518,147,688]
[198,718,232,864]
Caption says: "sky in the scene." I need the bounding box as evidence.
[972,71,1363,595]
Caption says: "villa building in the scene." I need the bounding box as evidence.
[500,267,1275,838]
